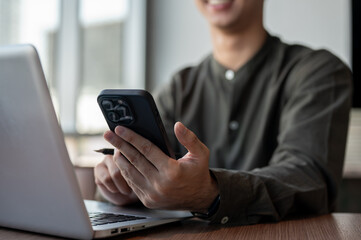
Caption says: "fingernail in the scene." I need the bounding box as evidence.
[115,126,125,135]
[104,131,114,141]
[178,122,187,135]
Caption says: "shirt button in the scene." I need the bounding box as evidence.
[225,70,235,80]
[221,216,229,224]
[229,121,239,131]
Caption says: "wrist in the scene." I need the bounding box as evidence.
[191,171,220,218]
[191,194,220,219]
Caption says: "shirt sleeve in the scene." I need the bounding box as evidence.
[208,51,352,225]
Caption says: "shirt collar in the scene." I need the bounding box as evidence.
[210,33,276,83]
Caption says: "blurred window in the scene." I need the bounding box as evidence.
[77,0,129,134]
[0,0,146,164]
[0,0,146,135]
[0,0,59,108]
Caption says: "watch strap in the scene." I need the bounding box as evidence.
[191,194,220,219]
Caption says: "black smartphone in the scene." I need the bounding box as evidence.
[97,89,175,159]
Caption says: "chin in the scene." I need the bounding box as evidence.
[197,0,240,25]
[207,11,241,30]
[196,0,261,31]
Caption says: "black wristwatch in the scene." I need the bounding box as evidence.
[191,194,220,219]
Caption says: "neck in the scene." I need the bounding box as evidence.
[210,23,267,71]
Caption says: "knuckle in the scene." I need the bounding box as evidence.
[103,175,113,186]
[166,169,180,182]
[110,168,121,179]
[188,132,198,145]
[114,140,123,151]
[120,164,134,180]
[104,155,114,166]
[94,161,105,171]
[97,173,113,188]
[130,151,142,165]
[120,168,131,179]
[140,141,153,156]
[142,198,152,208]
[154,182,170,197]
[94,164,108,183]
[127,179,137,190]
[93,165,101,176]
[94,177,101,185]
[126,133,135,144]
[142,194,159,209]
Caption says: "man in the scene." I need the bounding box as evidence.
[94,0,352,225]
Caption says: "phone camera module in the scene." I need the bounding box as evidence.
[107,112,120,123]
[101,100,113,110]
[102,99,134,124]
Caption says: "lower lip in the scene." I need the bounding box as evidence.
[207,1,233,11]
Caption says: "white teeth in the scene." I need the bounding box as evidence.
[208,0,231,5]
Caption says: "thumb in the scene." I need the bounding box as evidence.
[174,122,208,157]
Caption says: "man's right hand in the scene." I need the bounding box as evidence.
[94,155,139,205]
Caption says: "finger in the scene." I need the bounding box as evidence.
[112,148,150,195]
[174,122,208,157]
[104,130,158,177]
[97,184,138,206]
[94,159,119,193]
[113,126,172,170]
[104,129,162,175]
[104,156,132,195]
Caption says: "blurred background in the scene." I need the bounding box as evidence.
[0,0,359,211]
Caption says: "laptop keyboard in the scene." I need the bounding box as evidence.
[89,212,147,226]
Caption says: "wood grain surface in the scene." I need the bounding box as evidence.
[0,213,360,240]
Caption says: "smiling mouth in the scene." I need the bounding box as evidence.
[207,0,233,5]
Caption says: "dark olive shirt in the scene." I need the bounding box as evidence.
[154,35,352,225]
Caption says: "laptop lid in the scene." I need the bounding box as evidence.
[0,44,95,239]
[0,45,192,239]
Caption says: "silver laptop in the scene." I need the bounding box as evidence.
[0,44,192,239]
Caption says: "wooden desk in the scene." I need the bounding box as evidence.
[0,213,360,240]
